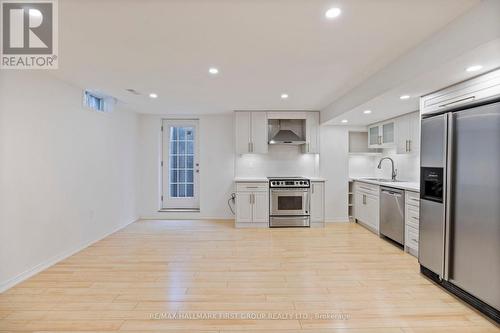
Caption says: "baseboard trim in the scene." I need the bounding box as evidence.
[325,219,350,223]
[158,208,201,213]
[139,217,234,221]
[0,217,138,293]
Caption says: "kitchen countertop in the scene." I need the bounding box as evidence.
[234,177,326,182]
[350,177,420,192]
[234,177,269,182]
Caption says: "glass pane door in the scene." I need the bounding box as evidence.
[382,122,394,144]
[369,126,379,145]
[162,119,199,209]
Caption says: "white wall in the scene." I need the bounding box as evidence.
[137,114,235,220]
[0,71,139,291]
[319,126,350,222]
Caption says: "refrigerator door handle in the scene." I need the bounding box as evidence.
[443,113,453,281]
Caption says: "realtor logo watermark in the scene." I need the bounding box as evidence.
[1,0,58,69]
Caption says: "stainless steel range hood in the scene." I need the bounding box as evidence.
[269,129,306,145]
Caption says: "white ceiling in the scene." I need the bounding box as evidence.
[51,0,479,115]
[327,38,500,126]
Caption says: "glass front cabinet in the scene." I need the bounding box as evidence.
[368,121,395,148]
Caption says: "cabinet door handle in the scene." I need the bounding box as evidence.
[408,140,411,152]
[248,142,251,153]
[438,96,475,108]
[405,140,408,152]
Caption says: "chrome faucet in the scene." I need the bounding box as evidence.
[378,157,397,181]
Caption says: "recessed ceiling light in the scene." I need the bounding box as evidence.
[208,67,219,75]
[400,95,410,100]
[363,110,372,114]
[325,7,342,19]
[149,93,158,99]
[281,93,289,99]
[341,119,348,123]
[466,65,483,72]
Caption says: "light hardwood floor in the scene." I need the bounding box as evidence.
[1,220,498,332]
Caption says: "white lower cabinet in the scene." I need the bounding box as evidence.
[405,190,420,257]
[353,181,380,233]
[310,181,325,224]
[235,182,269,227]
[235,192,253,223]
[252,192,269,223]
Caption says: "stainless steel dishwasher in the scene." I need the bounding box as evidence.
[380,186,405,246]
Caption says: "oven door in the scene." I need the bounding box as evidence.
[270,188,310,216]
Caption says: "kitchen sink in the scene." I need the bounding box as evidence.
[363,178,405,183]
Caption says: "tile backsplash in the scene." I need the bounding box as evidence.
[349,148,420,182]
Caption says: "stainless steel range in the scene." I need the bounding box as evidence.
[268,177,310,227]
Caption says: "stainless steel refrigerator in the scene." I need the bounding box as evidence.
[419,99,500,322]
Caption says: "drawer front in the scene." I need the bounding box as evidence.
[406,226,419,250]
[354,181,379,196]
[406,205,420,229]
[405,190,420,207]
[236,182,268,192]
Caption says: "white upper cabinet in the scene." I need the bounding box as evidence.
[235,111,268,154]
[251,112,268,154]
[302,112,320,154]
[368,120,395,148]
[396,111,420,154]
[420,68,500,115]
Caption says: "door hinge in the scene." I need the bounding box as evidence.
[161,161,163,167]
[161,195,163,201]
[161,126,164,132]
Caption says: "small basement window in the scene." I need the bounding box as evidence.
[83,90,115,112]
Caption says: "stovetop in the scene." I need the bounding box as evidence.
[268,177,310,188]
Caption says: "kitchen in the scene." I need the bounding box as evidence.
[231,69,500,322]
[1,0,499,332]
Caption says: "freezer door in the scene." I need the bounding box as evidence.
[448,102,500,310]
[419,199,445,275]
[421,114,447,168]
[419,114,447,277]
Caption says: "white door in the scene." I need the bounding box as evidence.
[235,112,251,154]
[252,192,269,223]
[365,195,379,232]
[236,192,253,223]
[162,119,200,209]
[354,192,365,221]
[396,114,411,154]
[381,121,395,146]
[368,125,380,147]
[409,112,420,153]
[250,112,268,154]
[304,112,320,153]
[310,182,324,222]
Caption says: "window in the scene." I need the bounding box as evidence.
[169,126,195,198]
[84,91,104,111]
[83,90,115,112]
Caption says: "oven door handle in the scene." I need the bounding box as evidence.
[270,188,309,193]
